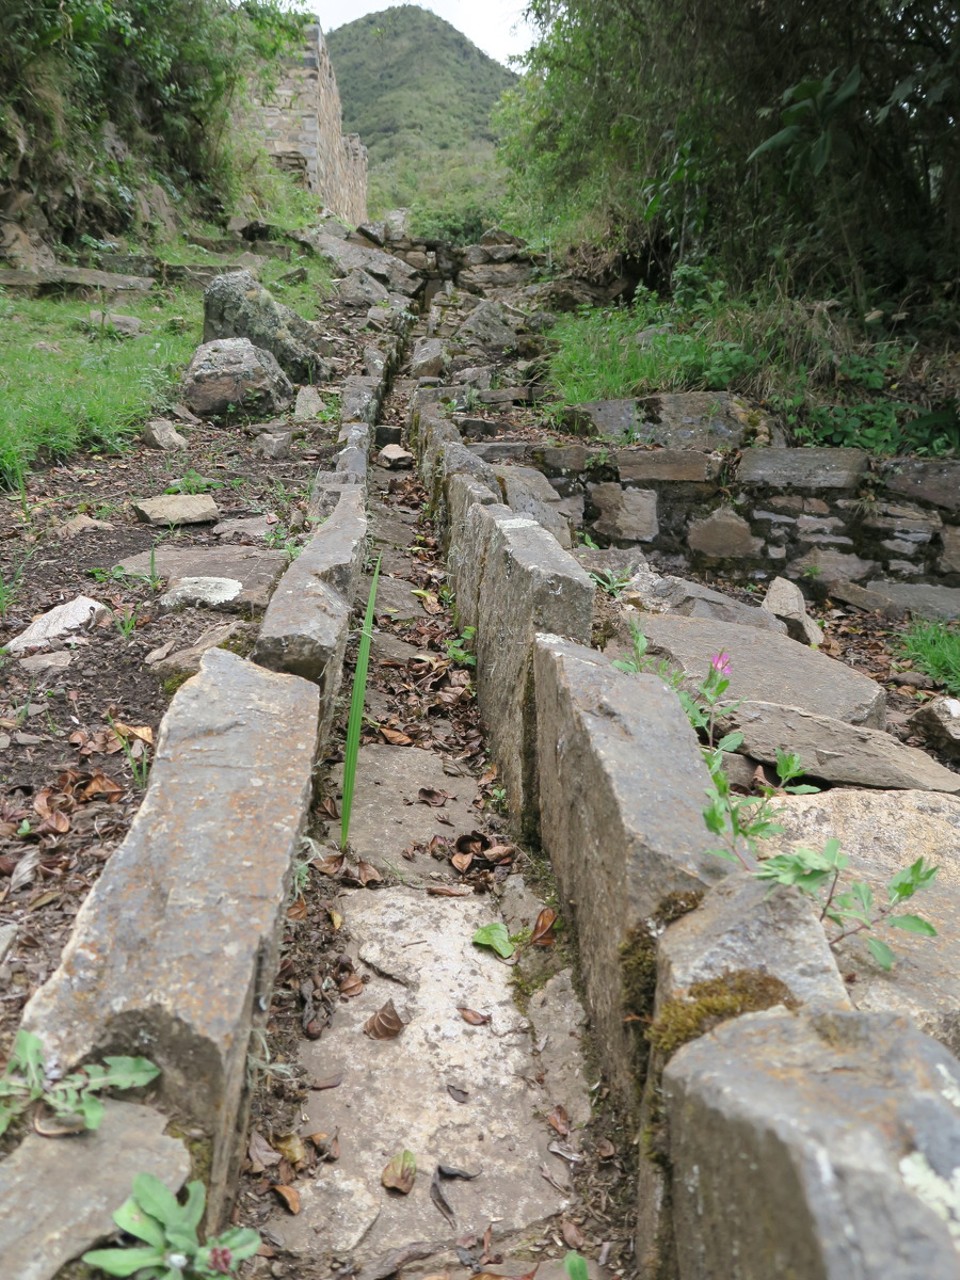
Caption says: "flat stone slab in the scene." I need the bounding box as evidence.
[727,701,960,792]
[22,649,320,1222]
[633,614,886,727]
[265,887,579,1266]
[571,392,748,449]
[331,744,482,875]
[6,594,107,653]
[738,446,868,489]
[882,458,960,512]
[131,494,220,525]
[865,580,960,620]
[665,1009,960,1279]
[159,576,245,610]
[0,1101,190,1280]
[622,570,787,635]
[772,788,960,1054]
[116,545,287,611]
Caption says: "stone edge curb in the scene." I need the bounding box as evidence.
[0,300,417,1276]
[407,383,960,1276]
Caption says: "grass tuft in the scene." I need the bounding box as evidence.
[900,622,960,696]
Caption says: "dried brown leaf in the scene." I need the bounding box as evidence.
[358,859,383,887]
[276,1133,308,1168]
[446,1085,470,1104]
[318,796,340,820]
[547,1105,570,1137]
[530,907,558,947]
[451,852,473,875]
[248,1130,281,1173]
[427,885,472,897]
[309,1074,343,1092]
[364,999,405,1040]
[381,1149,417,1195]
[380,726,414,746]
[339,973,364,998]
[286,895,308,921]
[596,1137,617,1161]
[561,1219,586,1250]
[417,787,451,807]
[273,1185,301,1215]
[457,1007,491,1026]
[315,852,345,877]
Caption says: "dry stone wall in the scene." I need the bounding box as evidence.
[257,23,367,226]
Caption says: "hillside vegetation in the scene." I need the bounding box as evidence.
[0,0,310,243]
[326,5,516,240]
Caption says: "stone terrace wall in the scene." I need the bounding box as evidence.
[257,23,367,226]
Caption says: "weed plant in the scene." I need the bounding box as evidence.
[900,621,960,696]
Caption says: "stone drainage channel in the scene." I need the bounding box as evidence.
[5,227,960,1280]
[0,297,605,1280]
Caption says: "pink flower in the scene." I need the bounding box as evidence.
[710,652,732,677]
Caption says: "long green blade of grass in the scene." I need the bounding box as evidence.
[341,556,381,849]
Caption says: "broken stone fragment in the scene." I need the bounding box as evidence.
[131,494,220,526]
[377,443,414,470]
[141,418,187,451]
[761,574,822,645]
[909,697,960,761]
[6,595,107,654]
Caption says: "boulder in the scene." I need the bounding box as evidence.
[454,299,519,352]
[337,268,389,307]
[87,309,143,337]
[726,700,960,792]
[131,494,219,526]
[865,580,960,620]
[635,614,886,726]
[202,270,332,383]
[761,575,822,645]
[310,232,422,296]
[181,337,293,419]
[739,446,869,490]
[570,392,749,449]
[665,1009,960,1279]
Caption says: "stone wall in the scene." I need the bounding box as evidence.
[257,23,367,226]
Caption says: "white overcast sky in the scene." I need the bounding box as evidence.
[307,2,537,67]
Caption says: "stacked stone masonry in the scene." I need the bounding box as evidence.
[257,24,367,225]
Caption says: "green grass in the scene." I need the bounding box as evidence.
[0,288,200,489]
[543,269,959,456]
[900,622,960,696]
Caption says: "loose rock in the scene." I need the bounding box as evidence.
[6,595,107,653]
[131,494,220,526]
[181,337,293,419]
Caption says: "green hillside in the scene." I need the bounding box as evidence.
[325,5,517,237]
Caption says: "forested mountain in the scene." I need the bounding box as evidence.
[325,5,516,236]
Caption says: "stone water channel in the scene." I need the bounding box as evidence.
[3,218,960,1280]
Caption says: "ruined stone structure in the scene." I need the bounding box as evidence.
[258,22,367,226]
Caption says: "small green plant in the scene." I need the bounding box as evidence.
[756,842,939,970]
[0,1030,159,1137]
[108,715,151,789]
[445,626,477,667]
[341,557,381,849]
[576,530,599,550]
[801,563,823,580]
[164,469,223,496]
[111,604,140,642]
[82,1172,260,1278]
[900,621,960,697]
[589,567,632,597]
[564,1252,589,1280]
[489,785,508,814]
[0,557,28,617]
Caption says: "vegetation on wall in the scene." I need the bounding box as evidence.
[0,0,308,240]
[325,5,516,240]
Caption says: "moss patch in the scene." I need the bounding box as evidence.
[620,890,705,1023]
[647,969,799,1059]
